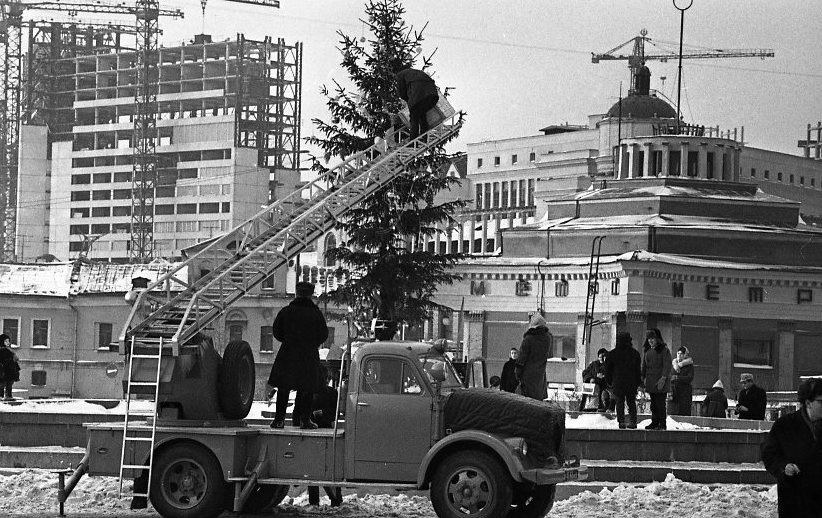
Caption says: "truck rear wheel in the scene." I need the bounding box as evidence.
[150,443,225,518]
[431,450,513,518]
[218,340,255,419]
[508,483,555,518]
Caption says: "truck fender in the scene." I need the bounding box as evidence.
[416,430,525,489]
[136,437,226,478]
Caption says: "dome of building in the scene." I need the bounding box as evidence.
[606,93,677,120]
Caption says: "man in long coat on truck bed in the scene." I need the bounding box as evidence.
[267,282,328,429]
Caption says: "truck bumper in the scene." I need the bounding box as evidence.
[520,465,588,485]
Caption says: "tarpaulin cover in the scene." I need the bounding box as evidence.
[443,388,566,464]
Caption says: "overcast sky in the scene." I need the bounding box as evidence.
[154,0,822,156]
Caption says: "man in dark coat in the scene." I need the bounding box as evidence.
[515,314,552,401]
[641,329,672,430]
[605,332,642,429]
[395,67,439,140]
[579,348,609,411]
[499,348,520,393]
[0,334,20,400]
[762,377,822,518]
[267,282,328,429]
[736,372,768,420]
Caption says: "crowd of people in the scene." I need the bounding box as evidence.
[492,322,773,430]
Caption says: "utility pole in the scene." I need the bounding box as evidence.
[673,0,693,134]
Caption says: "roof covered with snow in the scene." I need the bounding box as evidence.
[0,261,185,297]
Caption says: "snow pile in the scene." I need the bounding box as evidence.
[0,470,777,517]
[566,412,702,430]
[551,473,778,518]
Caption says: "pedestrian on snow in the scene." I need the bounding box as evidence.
[669,346,694,416]
[641,329,672,429]
[515,314,553,401]
[605,332,642,429]
[762,377,822,518]
[394,66,439,140]
[267,282,329,429]
[736,372,768,420]
[0,334,21,400]
[702,380,729,418]
[499,348,520,393]
[579,348,610,411]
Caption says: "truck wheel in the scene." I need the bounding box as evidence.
[150,443,225,518]
[219,340,255,419]
[431,450,513,518]
[243,484,290,512]
[508,484,555,518]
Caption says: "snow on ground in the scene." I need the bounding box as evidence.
[0,470,777,517]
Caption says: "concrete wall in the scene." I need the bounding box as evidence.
[16,124,50,262]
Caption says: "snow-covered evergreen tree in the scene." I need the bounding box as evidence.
[306,0,465,336]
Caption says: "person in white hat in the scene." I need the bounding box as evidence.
[515,314,553,400]
[702,379,729,418]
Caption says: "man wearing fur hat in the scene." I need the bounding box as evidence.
[515,314,553,400]
[267,282,329,429]
[736,372,768,420]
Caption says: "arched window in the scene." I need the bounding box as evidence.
[323,233,337,267]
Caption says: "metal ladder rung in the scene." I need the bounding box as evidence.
[129,381,158,387]
[131,354,161,360]
[130,492,149,498]
[121,464,147,470]
[124,437,154,442]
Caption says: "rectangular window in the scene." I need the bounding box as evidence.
[32,319,50,347]
[31,370,47,387]
[475,184,482,208]
[2,318,20,347]
[555,280,569,297]
[69,241,84,252]
[93,173,111,184]
[733,338,773,366]
[800,176,805,186]
[706,152,715,179]
[91,223,110,234]
[750,168,756,177]
[71,191,90,201]
[812,178,816,187]
[668,151,681,176]
[511,154,518,165]
[672,282,684,298]
[492,182,500,208]
[221,202,231,213]
[113,171,132,183]
[764,170,770,179]
[71,208,90,219]
[748,287,764,303]
[70,224,89,235]
[519,180,526,206]
[477,158,483,168]
[705,284,720,300]
[790,174,794,184]
[71,174,91,185]
[777,172,783,182]
[199,184,220,196]
[687,151,699,177]
[113,206,131,217]
[611,279,620,295]
[155,205,174,216]
[529,152,536,162]
[494,156,500,166]
[483,184,491,209]
[527,179,535,206]
[260,326,274,353]
[229,324,243,343]
[92,190,111,201]
[176,221,198,232]
[501,181,509,208]
[199,202,219,214]
[177,204,197,214]
[155,221,174,233]
[179,168,198,179]
[96,322,113,350]
[113,189,131,200]
[91,207,110,217]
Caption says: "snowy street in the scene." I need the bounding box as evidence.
[1,469,777,517]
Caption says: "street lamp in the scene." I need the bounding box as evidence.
[673,0,693,134]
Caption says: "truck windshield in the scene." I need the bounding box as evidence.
[418,355,463,390]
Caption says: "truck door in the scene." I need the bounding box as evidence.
[352,355,432,482]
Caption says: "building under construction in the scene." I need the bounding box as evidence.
[11,21,302,263]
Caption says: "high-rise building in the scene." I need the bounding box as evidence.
[15,26,302,263]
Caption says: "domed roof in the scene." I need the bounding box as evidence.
[606,93,677,120]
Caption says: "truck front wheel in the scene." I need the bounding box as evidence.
[150,443,225,518]
[508,483,555,518]
[431,451,513,518]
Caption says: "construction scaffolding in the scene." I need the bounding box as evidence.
[5,20,302,262]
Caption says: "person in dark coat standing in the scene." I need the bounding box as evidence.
[702,380,729,418]
[762,377,822,518]
[669,346,694,416]
[395,66,439,140]
[499,348,520,393]
[579,348,609,411]
[605,332,642,429]
[267,282,329,429]
[735,372,768,420]
[0,334,20,400]
[515,314,552,401]
[641,328,672,430]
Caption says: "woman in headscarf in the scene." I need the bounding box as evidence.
[669,346,694,416]
[515,314,553,400]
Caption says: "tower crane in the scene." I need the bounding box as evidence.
[0,0,182,263]
[592,28,774,93]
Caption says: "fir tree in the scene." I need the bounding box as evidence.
[306,0,466,334]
